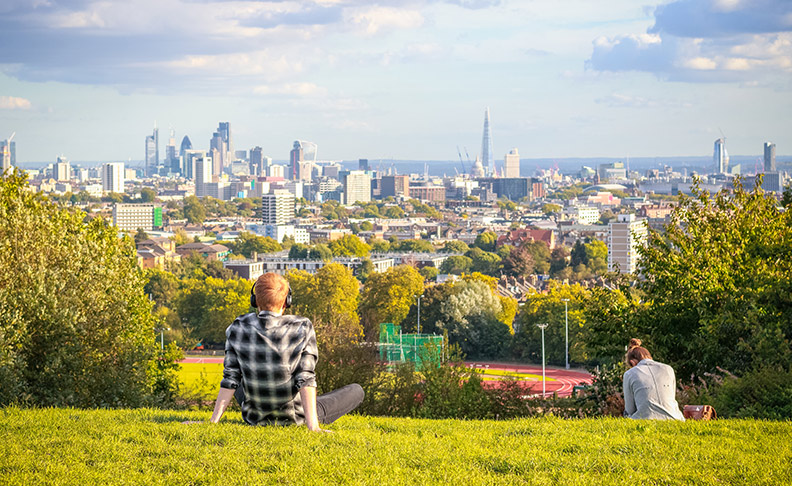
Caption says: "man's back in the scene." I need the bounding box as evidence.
[220,311,318,426]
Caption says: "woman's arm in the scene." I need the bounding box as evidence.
[623,372,636,418]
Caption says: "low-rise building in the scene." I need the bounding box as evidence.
[176,242,230,261]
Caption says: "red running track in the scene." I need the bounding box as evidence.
[179,357,593,398]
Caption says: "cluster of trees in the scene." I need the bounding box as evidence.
[165,195,261,224]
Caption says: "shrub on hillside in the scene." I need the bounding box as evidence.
[0,170,176,407]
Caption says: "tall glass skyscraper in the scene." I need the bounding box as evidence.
[481,108,494,176]
[714,138,729,174]
[764,142,776,172]
[145,126,158,176]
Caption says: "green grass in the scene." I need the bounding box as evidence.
[1,408,790,485]
[178,362,223,391]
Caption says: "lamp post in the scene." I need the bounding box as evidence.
[536,323,548,397]
[416,294,425,334]
[562,298,570,370]
[156,327,170,350]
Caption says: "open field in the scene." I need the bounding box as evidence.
[1,408,790,485]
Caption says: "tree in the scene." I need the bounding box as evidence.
[549,246,571,277]
[542,203,561,215]
[392,239,435,253]
[502,244,534,277]
[522,241,551,274]
[0,170,168,407]
[439,255,473,275]
[441,240,469,253]
[383,206,405,219]
[359,265,425,337]
[329,234,371,257]
[370,238,390,253]
[473,231,498,252]
[420,266,439,281]
[598,210,617,225]
[286,264,362,352]
[171,228,191,246]
[631,178,792,376]
[309,243,333,261]
[466,247,501,276]
[289,243,310,259]
[140,188,157,203]
[355,259,375,283]
[134,227,150,244]
[176,276,251,345]
[183,195,206,224]
[360,221,374,231]
[232,232,281,258]
[512,282,591,365]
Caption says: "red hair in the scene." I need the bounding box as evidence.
[254,273,289,311]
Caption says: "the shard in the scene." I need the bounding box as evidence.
[481,108,494,177]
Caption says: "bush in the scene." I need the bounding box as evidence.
[712,368,792,420]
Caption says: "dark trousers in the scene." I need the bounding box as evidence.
[235,383,364,425]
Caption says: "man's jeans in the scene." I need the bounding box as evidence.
[234,384,364,424]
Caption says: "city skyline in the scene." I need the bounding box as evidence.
[0,0,790,163]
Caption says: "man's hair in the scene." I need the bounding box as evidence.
[254,273,290,311]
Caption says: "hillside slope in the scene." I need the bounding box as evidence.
[1,408,790,485]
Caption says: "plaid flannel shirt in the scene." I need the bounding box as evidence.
[220,311,318,426]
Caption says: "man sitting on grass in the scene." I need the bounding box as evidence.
[209,272,363,432]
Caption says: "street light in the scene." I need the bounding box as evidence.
[416,294,425,334]
[561,298,570,370]
[536,323,548,397]
[155,327,171,350]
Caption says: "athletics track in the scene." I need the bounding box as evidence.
[179,357,593,399]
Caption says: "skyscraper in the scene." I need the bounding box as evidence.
[290,141,303,180]
[195,156,213,197]
[481,108,494,177]
[145,126,159,177]
[504,148,520,178]
[55,156,71,181]
[180,135,193,156]
[166,129,178,175]
[0,137,15,172]
[764,142,776,172]
[359,159,369,171]
[714,138,729,174]
[209,122,232,171]
[102,162,125,194]
[182,149,204,180]
[250,146,263,176]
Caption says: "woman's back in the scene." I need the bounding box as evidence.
[623,359,685,420]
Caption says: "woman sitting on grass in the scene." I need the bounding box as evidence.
[623,338,685,421]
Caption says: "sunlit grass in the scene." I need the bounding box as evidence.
[1,408,790,485]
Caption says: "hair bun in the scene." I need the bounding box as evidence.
[629,338,642,348]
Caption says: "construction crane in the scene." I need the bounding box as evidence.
[456,145,467,174]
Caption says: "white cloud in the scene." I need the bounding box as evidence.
[346,6,424,35]
[253,82,328,97]
[0,96,32,110]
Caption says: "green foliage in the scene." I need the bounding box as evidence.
[175,277,251,345]
[286,264,362,353]
[473,231,498,252]
[359,265,425,337]
[228,232,281,258]
[369,238,390,253]
[441,240,469,253]
[0,170,166,407]
[308,243,333,261]
[134,227,150,243]
[183,195,206,224]
[635,178,792,376]
[359,221,374,231]
[355,258,375,283]
[147,343,184,405]
[171,228,191,246]
[139,188,157,203]
[685,368,792,420]
[502,244,533,277]
[465,247,502,276]
[419,266,439,281]
[513,283,590,365]
[392,238,435,253]
[439,255,473,275]
[329,234,370,257]
[542,203,561,215]
[383,206,405,218]
[288,243,309,259]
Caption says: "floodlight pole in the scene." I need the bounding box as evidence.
[564,299,569,370]
[156,327,171,350]
[537,323,548,397]
[416,294,425,334]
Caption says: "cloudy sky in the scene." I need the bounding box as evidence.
[0,0,790,164]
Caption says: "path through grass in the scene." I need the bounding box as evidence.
[1,408,790,485]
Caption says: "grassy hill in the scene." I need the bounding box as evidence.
[1,408,790,485]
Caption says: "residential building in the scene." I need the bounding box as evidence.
[136,237,181,270]
[113,203,162,232]
[563,205,600,225]
[259,224,310,244]
[224,260,266,281]
[54,157,71,181]
[496,228,556,250]
[608,213,648,274]
[102,162,125,194]
[239,255,395,276]
[262,191,295,225]
[504,148,520,178]
[343,170,371,205]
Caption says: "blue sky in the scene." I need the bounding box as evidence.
[0,0,790,164]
